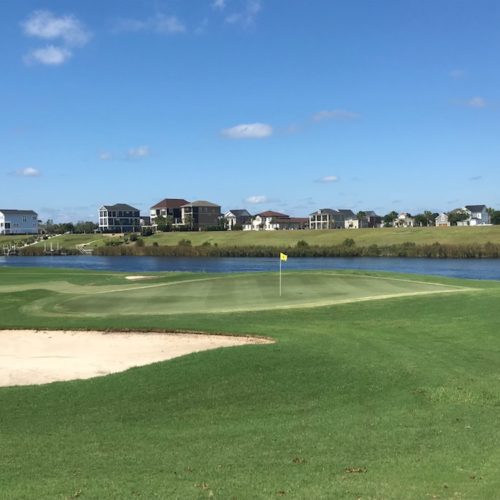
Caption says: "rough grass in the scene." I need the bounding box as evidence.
[13,225,500,251]
[0,268,499,498]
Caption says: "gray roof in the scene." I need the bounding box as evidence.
[465,205,487,212]
[0,209,37,215]
[309,208,338,216]
[182,200,220,208]
[101,203,139,211]
[337,209,356,217]
[226,209,252,217]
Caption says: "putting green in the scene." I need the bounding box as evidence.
[9,271,471,318]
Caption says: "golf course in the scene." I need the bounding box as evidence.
[1,266,500,498]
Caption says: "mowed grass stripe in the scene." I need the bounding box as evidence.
[19,272,472,317]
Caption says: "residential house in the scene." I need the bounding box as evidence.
[435,213,450,227]
[224,209,252,230]
[364,211,383,228]
[150,198,189,226]
[181,200,221,230]
[0,209,38,235]
[464,205,490,225]
[309,208,355,230]
[393,212,415,228]
[99,204,141,233]
[243,211,303,231]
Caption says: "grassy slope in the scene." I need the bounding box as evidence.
[0,269,499,498]
[14,225,500,251]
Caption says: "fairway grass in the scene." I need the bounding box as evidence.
[1,267,500,498]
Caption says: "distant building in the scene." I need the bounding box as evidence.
[394,212,415,228]
[0,209,38,235]
[150,198,189,226]
[435,213,450,227]
[99,204,141,233]
[243,211,306,231]
[181,200,221,230]
[464,205,490,225]
[309,208,355,230]
[224,209,252,230]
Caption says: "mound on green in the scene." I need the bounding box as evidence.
[0,267,499,499]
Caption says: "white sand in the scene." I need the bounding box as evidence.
[125,276,156,281]
[0,330,271,387]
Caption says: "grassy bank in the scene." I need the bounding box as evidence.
[1,267,500,498]
[11,226,500,258]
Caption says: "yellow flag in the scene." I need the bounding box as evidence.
[280,252,288,262]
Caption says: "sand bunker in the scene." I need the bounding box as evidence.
[125,275,156,281]
[0,330,271,387]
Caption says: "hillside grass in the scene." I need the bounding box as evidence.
[15,226,500,252]
[1,267,500,498]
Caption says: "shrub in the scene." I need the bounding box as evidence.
[178,239,192,247]
[296,240,309,248]
[343,238,356,247]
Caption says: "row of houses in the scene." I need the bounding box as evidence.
[0,203,492,236]
[97,199,492,233]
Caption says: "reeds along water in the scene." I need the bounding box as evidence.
[41,241,500,259]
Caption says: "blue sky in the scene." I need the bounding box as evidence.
[1,0,499,222]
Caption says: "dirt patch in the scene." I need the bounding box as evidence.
[0,330,272,387]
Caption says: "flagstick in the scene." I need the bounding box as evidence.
[279,258,282,297]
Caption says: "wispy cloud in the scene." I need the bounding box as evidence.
[127,145,150,159]
[113,14,186,35]
[245,195,270,204]
[312,110,360,122]
[212,0,227,9]
[466,96,487,108]
[21,10,91,65]
[221,123,273,139]
[99,152,113,161]
[469,175,482,181]
[225,0,262,26]
[315,175,339,183]
[24,45,72,65]
[450,69,466,79]
[14,167,41,177]
[22,10,91,46]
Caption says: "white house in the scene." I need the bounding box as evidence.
[224,209,252,230]
[243,211,300,231]
[435,213,450,227]
[0,209,38,235]
[464,205,490,225]
[394,212,415,228]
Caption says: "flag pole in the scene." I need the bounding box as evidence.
[279,257,282,297]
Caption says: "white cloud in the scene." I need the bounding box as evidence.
[312,110,360,122]
[245,195,269,204]
[114,14,186,35]
[22,10,91,47]
[212,0,227,10]
[99,152,113,161]
[467,96,487,108]
[315,175,339,183]
[16,167,41,177]
[127,145,150,159]
[221,123,273,139]
[24,45,72,65]
[225,0,261,25]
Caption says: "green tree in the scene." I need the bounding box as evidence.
[414,214,427,227]
[490,211,500,225]
[155,216,167,232]
[356,211,366,228]
[448,209,469,226]
[383,211,398,227]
